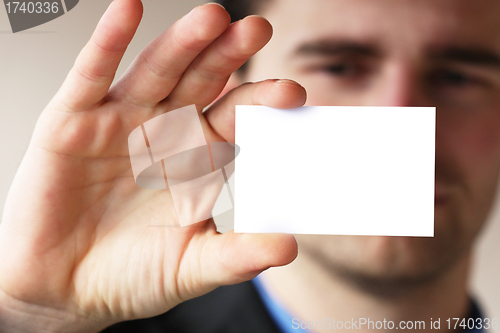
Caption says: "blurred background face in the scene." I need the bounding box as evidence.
[243,0,500,287]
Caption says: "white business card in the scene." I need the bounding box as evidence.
[234,106,435,236]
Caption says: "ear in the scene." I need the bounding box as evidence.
[213,72,244,104]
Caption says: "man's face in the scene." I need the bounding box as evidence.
[244,0,500,286]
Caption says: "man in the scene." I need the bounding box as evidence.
[0,1,499,332]
[216,0,500,331]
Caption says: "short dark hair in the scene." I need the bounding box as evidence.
[213,0,269,23]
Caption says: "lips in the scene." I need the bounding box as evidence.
[434,187,449,205]
[435,196,448,206]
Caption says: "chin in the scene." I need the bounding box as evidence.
[297,217,464,288]
[296,189,489,291]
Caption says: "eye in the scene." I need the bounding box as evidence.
[318,61,368,80]
[323,63,354,75]
[427,67,494,108]
[430,69,477,87]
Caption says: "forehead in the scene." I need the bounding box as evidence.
[262,0,500,54]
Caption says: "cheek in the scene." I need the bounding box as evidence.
[437,109,500,190]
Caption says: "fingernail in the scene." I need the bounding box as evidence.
[205,2,226,10]
[189,3,225,17]
[275,79,301,86]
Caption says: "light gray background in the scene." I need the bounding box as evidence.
[1,0,499,324]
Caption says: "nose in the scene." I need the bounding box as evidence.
[365,61,425,107]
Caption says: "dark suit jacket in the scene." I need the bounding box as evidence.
[100,281,282,333]
[99,280,485,333]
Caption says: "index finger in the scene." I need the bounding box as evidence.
[53,0,143,112]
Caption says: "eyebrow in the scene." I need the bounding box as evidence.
[293,41,500,67]
[292,40,380,58]
[428,46,500,68]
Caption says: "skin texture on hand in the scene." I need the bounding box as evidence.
[0,1,306,332]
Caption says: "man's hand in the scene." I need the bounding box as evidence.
[0,1,306,331]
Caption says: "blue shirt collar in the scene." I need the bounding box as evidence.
[252,275,486,333]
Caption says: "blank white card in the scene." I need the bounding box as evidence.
[234,106,435,236]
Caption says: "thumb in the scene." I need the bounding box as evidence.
[204,79,307,143]
[200,231,298,289]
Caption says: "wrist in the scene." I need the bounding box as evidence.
[0,289,109,333]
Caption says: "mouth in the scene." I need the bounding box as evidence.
[434,187,450,206]
[434,196,448,206]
